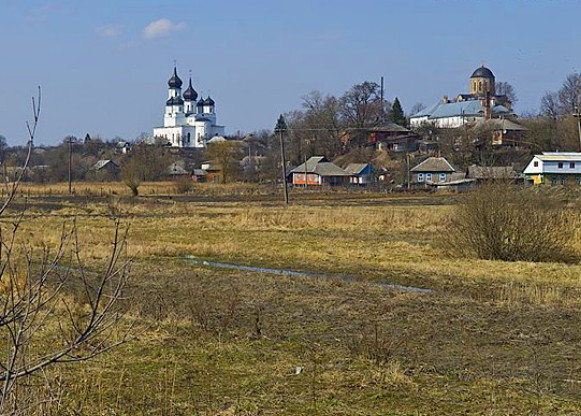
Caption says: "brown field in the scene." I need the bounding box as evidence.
[5,183,581,415]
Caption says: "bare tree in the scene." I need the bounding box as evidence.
[204,141,244,184]
[340,81,385,147]
[540,91,560,119]
[495,81,518,105]
[558,73,581,113]
[121,156,144,196]
[0,88,131,414]
[410,102,426,116]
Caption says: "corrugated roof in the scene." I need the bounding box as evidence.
[344,163,370,175]
[368,123,411,133]
[536,153,581,162]
[92,159,116,171]
[411,100,511,120]
[289,156,349,176]
[411,101,442,117]
[411,157,456,173]
[289,156,327,174]
[477,118,527,131]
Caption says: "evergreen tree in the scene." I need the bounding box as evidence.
[388,97,406,126]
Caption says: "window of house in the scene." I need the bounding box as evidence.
[558,162,564,169]
[571,162,576,169]
[425,173,432,182]
[533,161,539,167]
[439,173,446,182]
[417,173,424,182]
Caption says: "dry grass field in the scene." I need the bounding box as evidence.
[5,183,581,415]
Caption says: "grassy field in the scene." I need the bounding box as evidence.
[6,184,581,415]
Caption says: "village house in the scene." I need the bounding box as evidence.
[523,152,581,185]
[366,124,420,153]
[164,160,192,180]
[410,157,457,185]
[200,160,222,183]
[289,156,350,186]
[476,118,527,146]
[91,159,119,174]
[344,163,375,185]
[88,159,120,181]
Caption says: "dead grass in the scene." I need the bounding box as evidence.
[4,186,581,414]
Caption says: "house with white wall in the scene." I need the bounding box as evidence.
[523,152,581,185]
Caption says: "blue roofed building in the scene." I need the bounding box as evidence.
[410,65,515,129]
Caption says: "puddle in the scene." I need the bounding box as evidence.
[183,256,432,295]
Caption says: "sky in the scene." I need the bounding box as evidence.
[0,0,580,145]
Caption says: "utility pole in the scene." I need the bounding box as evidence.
[380,76,385,124]
[574,107,581,151]
[68,137,73,194]
[275,115,289,204]
[406,152,411,190]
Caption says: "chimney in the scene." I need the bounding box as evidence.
[442,95,449,104]
[482,92,491,120]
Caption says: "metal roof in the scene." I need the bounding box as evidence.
[536,153,581,162]
[92,159,117,171]
[368,123,411,133]
[411,100,511,120]
[344,163,370,175]
[289,156,349,176]
[411,157,456,173]
[476,118,527,131]
[470,65,495,79]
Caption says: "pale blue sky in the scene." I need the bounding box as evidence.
[0,0,579,145]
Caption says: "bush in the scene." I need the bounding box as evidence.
[447,183,579,263]
[174,177,193,194]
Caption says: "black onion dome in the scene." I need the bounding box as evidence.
[196,98,205,107]
[470,65,495,79]
[166,97,175,106]
[173,96,184,105]
[183,79,198,101]
[168,67,183,88]
[204,96,215,106]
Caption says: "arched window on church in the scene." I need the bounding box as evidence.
[479,82,482,92]
[187,133,191,143]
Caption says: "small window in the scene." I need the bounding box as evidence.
[570,162,576,169]
[426,173,433,182]
[558,162,564,169]
[533,161,539,167]
[417,173,424,182]
[439,173,446,182]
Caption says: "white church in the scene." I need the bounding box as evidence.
[152,67,225,148]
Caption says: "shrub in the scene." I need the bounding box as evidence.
[174,177,193,194]
[447,183,579,263]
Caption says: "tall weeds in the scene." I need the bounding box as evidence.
[447,184,580,263]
